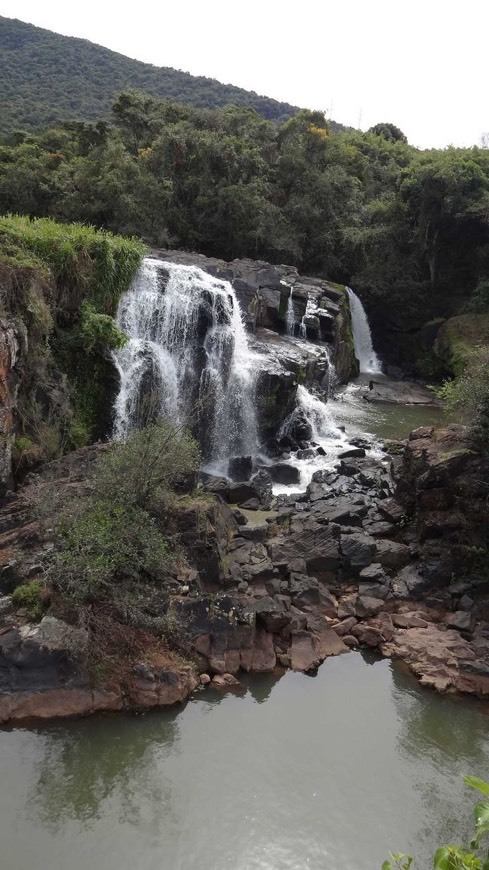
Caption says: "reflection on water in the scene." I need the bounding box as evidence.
[1,655,488,870]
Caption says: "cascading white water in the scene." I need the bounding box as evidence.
[346,287,382,374]
[299,296,315,338]
[295,385,345,442]
[113,258,259,460]
[285,286,295,336]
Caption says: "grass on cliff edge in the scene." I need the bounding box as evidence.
[0,213,146,315]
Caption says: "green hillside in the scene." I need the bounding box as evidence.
[0,16,346,133]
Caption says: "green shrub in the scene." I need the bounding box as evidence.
[44,422,200,604]
[11,580,47,621]
[465,279,489,314]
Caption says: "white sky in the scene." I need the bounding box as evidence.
[1,0,488,150]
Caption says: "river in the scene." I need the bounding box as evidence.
[1,654,488,870]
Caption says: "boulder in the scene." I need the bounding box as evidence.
[354,596,385,618]
[228,456,253,481]
[268,524,340,578]
[375,539,410,569]
[268,463,301,485]
[341,533,375,573]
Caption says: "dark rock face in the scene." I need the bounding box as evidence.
[0,319,23,495]
[228,456,253,481]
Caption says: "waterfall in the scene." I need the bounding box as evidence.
[285,286,295,335]
[113,258,259,460]
[346,287,382,374]
[299,296,314,338]
[296,385,345,442]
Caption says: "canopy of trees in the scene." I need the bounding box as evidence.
[1,88,488,342]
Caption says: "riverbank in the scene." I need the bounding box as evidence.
[1,407,489,724]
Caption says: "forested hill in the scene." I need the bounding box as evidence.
[0,16,347,134]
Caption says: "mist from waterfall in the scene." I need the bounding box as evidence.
[113,258,259,460]
[346,287,382,374]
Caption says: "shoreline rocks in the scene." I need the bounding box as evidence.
[1,422,489,725]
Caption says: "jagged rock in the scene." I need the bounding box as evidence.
[337,597,357,619]
[268,463,301,485]
[228,456,253,481]
[341,533,375,573]
[245,596,291,633]
[306,612,348,659]
[333,616,358,636]
[377,498,405,523]
[289,574,320,605]
[250,628,276,671]
[238,523,268,543]
[338,447,366,459]
[212,673,241,688]
[290,630,320,671]
[392,612,429,629]
[200,475,230,499]
[352,624,384,647]
[282,408,313,443]
[375,539,410,569]
[446,611,473,632]
[359,563,386,583]
[354,596,385,618]
[343,634,360,648]
[268,524,340,578]
[390,565,431,600]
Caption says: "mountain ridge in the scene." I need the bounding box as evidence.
[0,16,348,134]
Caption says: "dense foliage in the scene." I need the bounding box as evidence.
[45,423,200,603]
[0,16,320,132]
[0,215,144,458]
[1,88,489,365]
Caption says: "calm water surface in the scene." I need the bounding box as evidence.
[1,654,488,870]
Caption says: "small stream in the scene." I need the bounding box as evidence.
[1,655,488,870]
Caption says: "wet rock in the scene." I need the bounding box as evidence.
[268,463,301,485]
[228,456,253,481]
[211,673,242,691]
[343,634,360,648]
[290,630,320,672]
[250,628,277,671]
[351,624,384,647]
[338,447,366,459]
[201,475,230,499]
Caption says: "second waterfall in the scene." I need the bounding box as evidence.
[113,258,259,460]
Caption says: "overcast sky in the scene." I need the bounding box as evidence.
[2,0,488,150]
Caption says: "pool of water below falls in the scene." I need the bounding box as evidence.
[1,654,488,870]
